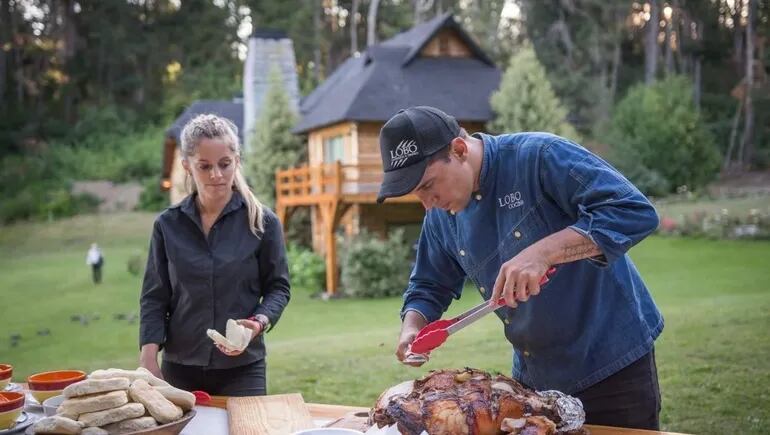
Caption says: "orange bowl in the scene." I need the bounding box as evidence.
[0,391,24,430]
[27,370,86,403]
[0,364,11,390]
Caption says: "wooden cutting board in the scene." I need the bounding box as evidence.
[227,393,315,435]
[325,410,371,431]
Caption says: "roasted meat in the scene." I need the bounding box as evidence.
[369,368,587,435]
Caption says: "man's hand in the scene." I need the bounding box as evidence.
[491,246,551,308]
[396,311,428,367]
[491,228,602,308]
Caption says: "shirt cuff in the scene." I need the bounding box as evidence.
[249,314,271,334]
[400,302,439,323]
[139,327,166,350]
[252,310,274,333]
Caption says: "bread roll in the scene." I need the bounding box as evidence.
[81,427,109,435]
[153,385,196,411]
[58,390,129,417]
[32,416,84,434]
[102,416,158,434]
[64,378,130,398]
[128,379,182,424]
[77,403,145,427]
[88,368,168,387]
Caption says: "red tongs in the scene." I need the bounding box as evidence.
[409,267,557,355]
[192,390,211,406]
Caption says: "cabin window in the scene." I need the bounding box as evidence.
[323,135,345,163]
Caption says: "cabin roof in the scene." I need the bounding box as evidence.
[294,13,500,133]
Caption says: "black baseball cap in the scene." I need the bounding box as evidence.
[377,106,461,203]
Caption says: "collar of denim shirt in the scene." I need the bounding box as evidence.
[464,132,497,210]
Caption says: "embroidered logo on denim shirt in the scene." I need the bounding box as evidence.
[498,191,524,209]
[390,140,419,168]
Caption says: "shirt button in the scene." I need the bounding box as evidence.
[449,210,456,215]
[475,194,482,200]
[459,250,466,256]
[504,318,510,325]
[523,351,530,357]
[514,231,522,239]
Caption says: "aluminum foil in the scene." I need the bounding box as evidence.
[537,390,585,432]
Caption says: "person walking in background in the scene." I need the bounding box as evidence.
[86,243,104,284]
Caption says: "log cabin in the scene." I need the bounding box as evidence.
[280,12,501,294]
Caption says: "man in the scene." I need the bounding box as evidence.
[376,106,663,430]
[86,242,104,284]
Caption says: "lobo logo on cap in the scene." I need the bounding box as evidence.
[391,140,419,168]
[377,106,461,203]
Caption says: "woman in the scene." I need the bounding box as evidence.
[139,114,290,396]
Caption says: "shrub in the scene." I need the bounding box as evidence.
[40,189,101,219]
[0,122,163,224]
[0,183,100,224]
[340,229,412,298]
[657,208,770,240]
[287,244,325,295]
[603,76,720,195]
[137,177,169,212]
[285,208,313,250]
[127,253,145,276]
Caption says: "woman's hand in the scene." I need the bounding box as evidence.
[215,318,264,357]
[139,344,164,379]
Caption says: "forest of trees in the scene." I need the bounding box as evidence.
[0,0,768,222]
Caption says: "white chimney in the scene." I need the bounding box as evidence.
[243,31,300,151]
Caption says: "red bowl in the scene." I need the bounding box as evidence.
[0,365,11,389]
[0,392,24,412]
[0,364,11,380]
[27,370,86,402]
[0,392,24,429]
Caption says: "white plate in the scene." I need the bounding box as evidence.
[1,384,22,394]
[22,394,41,413]
[0,411,38,434]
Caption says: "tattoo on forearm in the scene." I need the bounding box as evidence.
[561,242,601,262]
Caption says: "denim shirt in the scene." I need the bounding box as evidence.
[402,132,663,394]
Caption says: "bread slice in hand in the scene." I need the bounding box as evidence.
[206,319,252,352]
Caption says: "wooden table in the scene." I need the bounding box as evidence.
[209,396,688,435]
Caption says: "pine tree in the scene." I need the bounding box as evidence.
[245,67,304,207]
[488,43,579,141]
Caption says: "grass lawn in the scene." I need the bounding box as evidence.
[0,212,768,434]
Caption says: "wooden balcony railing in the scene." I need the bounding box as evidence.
[275,161,421,294]
[275,162,388,205]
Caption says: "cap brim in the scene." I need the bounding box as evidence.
[376,158,428,203]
